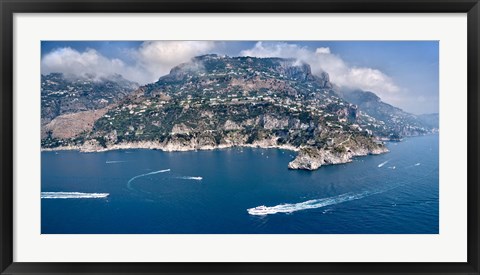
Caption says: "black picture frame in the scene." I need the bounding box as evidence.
[1,0,479,274]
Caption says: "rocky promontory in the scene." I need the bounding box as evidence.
[288,145,388,170]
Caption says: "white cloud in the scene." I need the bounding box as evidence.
[315,47,331,54]
[41,41,217,84]
[41,47,129,80]
[241,42,401,104]
[133,41,216,83]
[241,42,313,62]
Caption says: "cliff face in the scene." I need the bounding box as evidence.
[41,55,390,170]
[41,108,109,139]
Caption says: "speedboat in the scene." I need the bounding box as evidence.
[247,205,274,215]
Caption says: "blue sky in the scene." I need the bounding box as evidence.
[41,41,438,114]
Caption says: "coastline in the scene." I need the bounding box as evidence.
[41,139,389,171]
[40,140,301,153]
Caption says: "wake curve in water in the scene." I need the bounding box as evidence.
[247,189,386,216]
[106,160,127,164]
[41,192,109,199]
[127,169,170,191]
[378,160,389,167]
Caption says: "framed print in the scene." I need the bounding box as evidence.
[1,0,479,274]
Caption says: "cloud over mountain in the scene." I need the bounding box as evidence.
[42,41,403,107]
[42,41,216,84]
[240,42,401,104]
[41,47,129,80]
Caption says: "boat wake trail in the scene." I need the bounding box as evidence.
[176,176,203,181]
[247,189,387,216]
[127,169,171,191]
[106,160,127,164]
[378,160,389,167]
[247,164,438,216]
[41,192,109,199]
[406,162,422,169]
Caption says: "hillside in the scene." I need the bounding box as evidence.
[337,89,438,139]
[41,73,139,125]
[41,55,389,170]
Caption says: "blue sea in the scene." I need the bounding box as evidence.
[41,134,439,234]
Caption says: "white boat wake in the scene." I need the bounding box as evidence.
[41,192,109,199]
[247,167,428,216]
[415,163,421,166]
[176,176,203,181]
[127,169,171,190]
[106,160,127,164]
[247,189,384,216]
[378,160,389,167]
[247,165,435,216]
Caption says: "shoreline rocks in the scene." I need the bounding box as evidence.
[287,145,389,171]
[40,139,301,154]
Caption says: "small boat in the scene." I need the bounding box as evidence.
[247,205,276,215]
